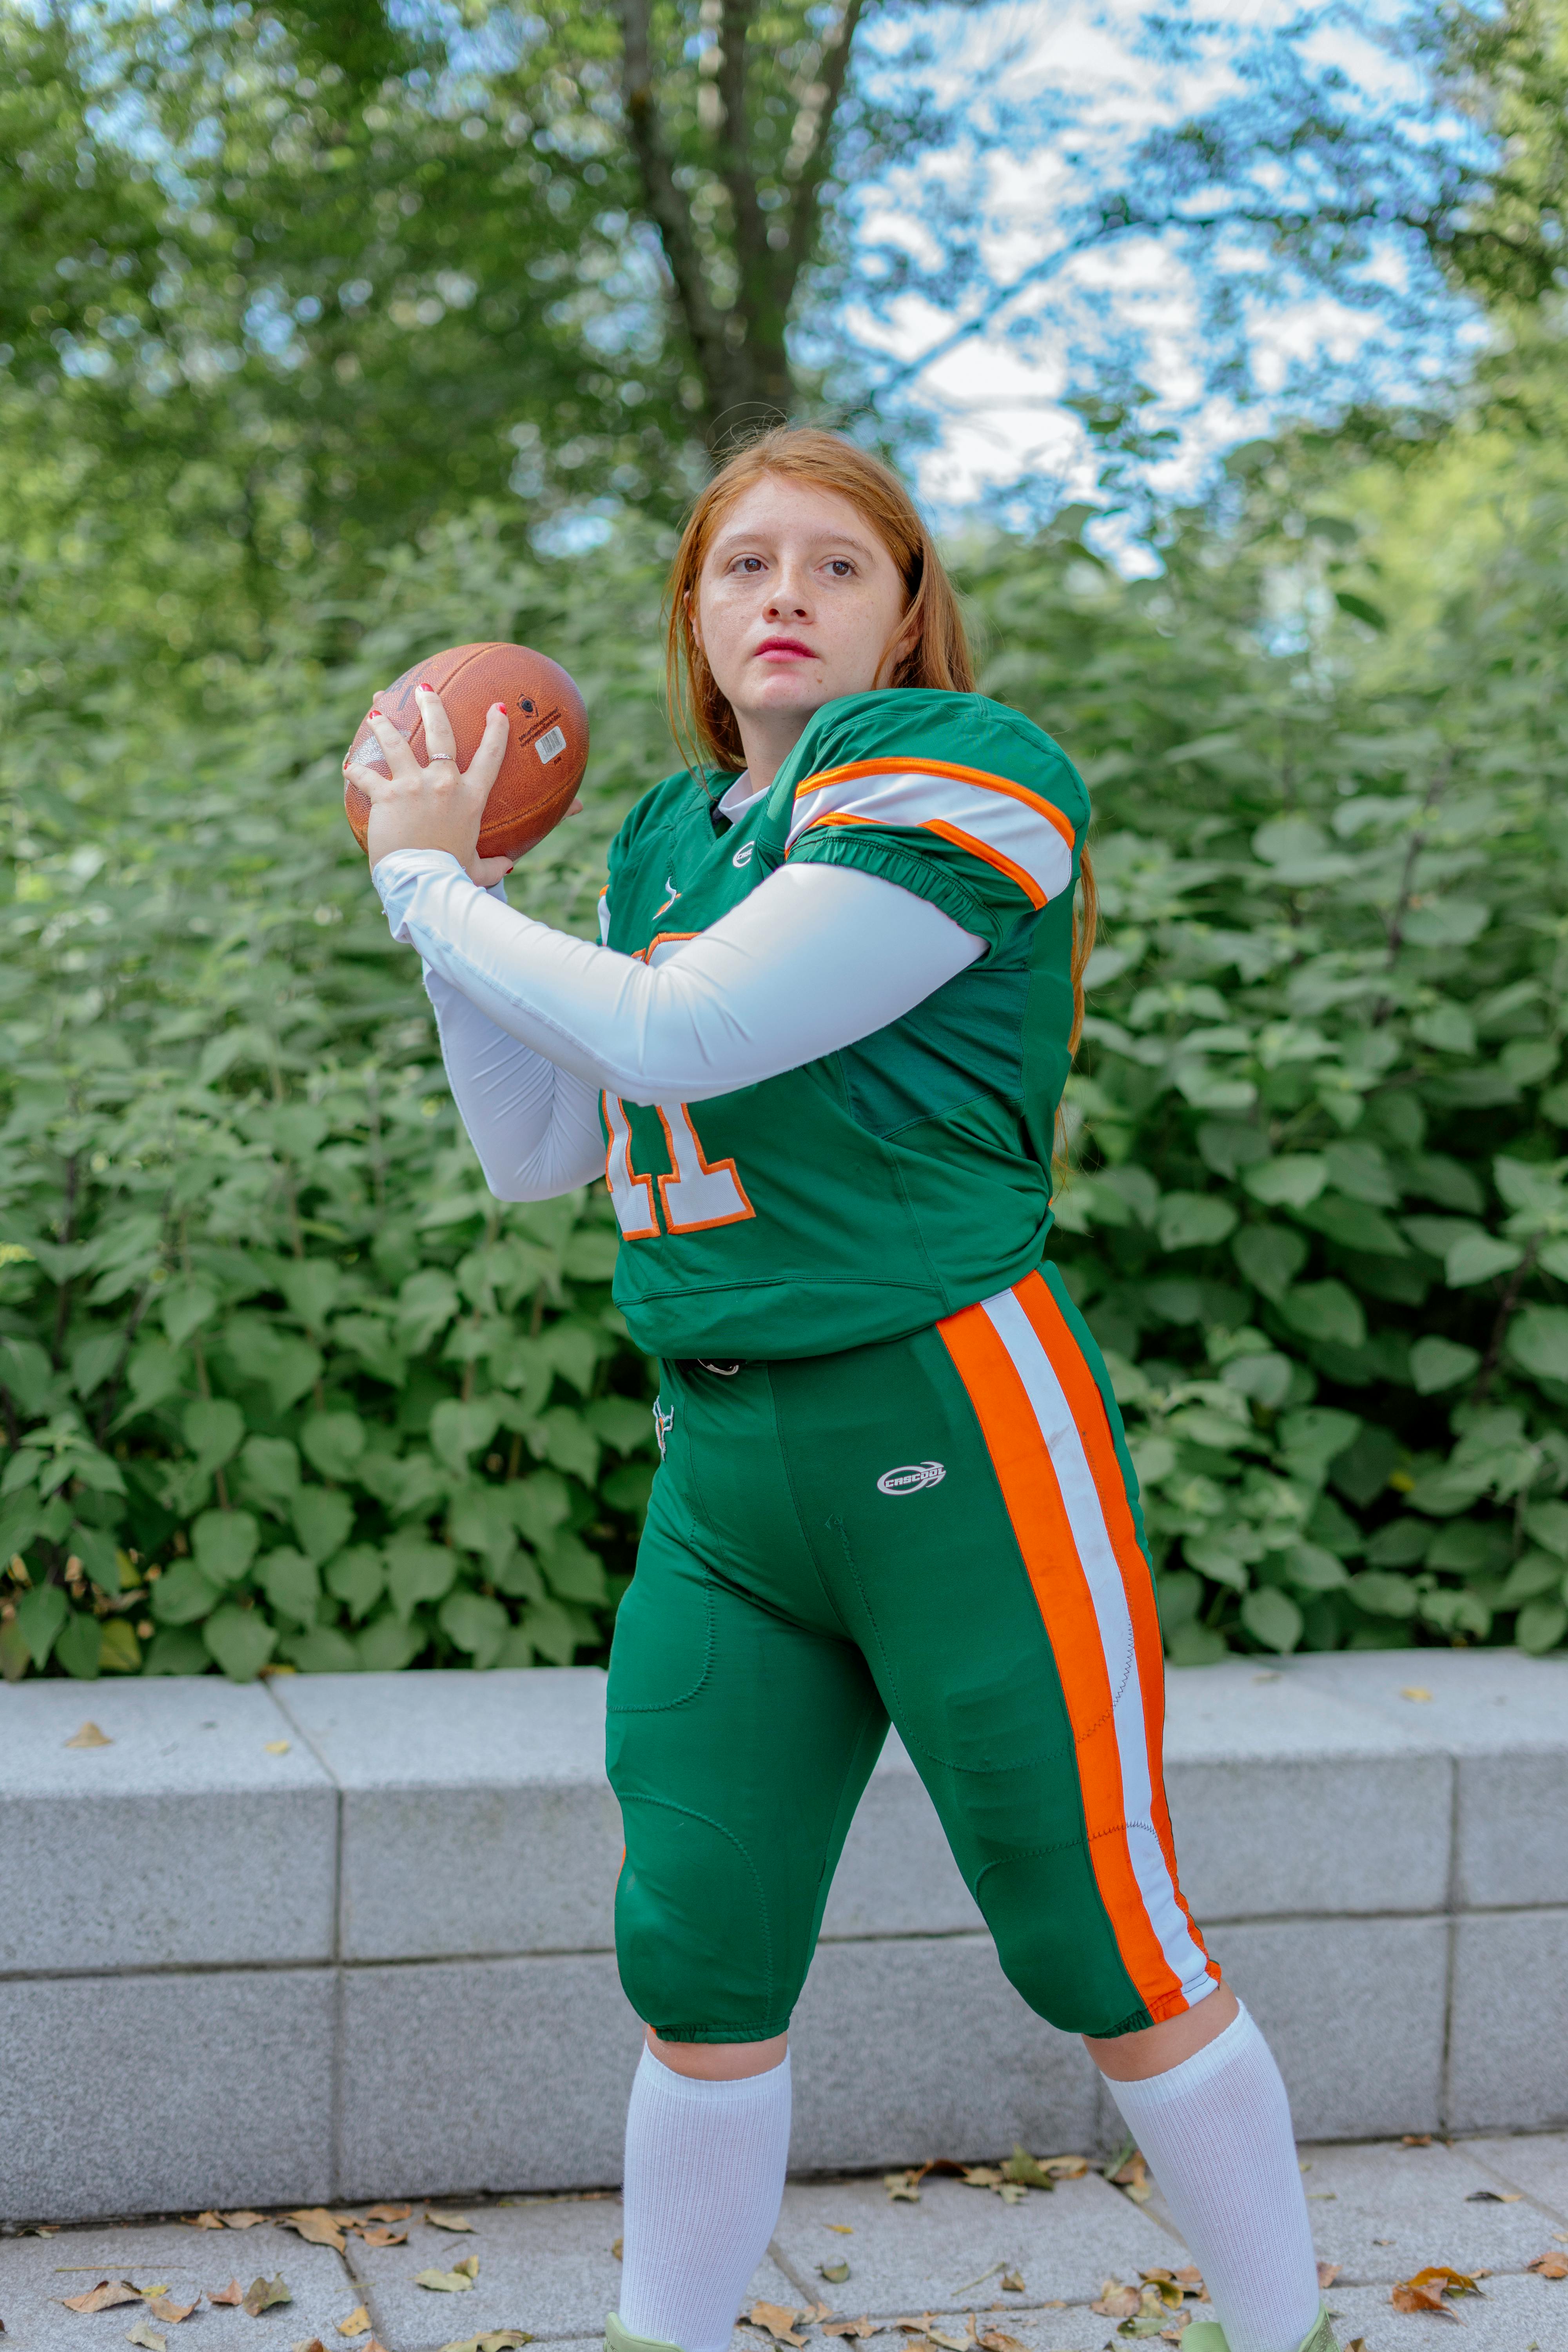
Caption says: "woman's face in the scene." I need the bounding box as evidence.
[693,475,911,748]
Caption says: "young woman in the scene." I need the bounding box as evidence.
[350,428,1334,2352]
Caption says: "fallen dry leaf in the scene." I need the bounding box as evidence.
[186,2215,225,2232]
[1465,2189,1520,2202]
[1528,2252,1568,2279]
[747,2303,806,2347]
[822,2321,882,2340]
[290,2338,327,2352]
[924,2329,970,2352]
[1317,2263,1341,2290]
[143,2298,196,2324]
[210,2283,245,2307]
[818,2262,851,2286]
[63,2281,143,2313]
[335,2310,371,2338]
[415,2259,480,2295]
[425,2212,477,2234]
[1406,2265,1485,2298]
[1000,2274,1025,2296]
[883,2173,922,2204]
[959,2167,1001,2189]
[1345,2341,1369,2352]
[437,2334,533,2352]
[125,2327,165,2352]
[1111,2154,1153,2205]
[223,2214,267,2230]
[263,1741,291,1755]
[65,1722,112,1748]
[360,2229,407,2250]
[1000,2147,1057,2191]
[283,2211,348,2254]
[825,2224,853,2236]
[1173,2269,1203,2297]
[610,2239,623,2262]
[975,2331,1028,2352]
[1093,2281,1142,2321]
[1401,2134,1434,2148]
[242,2276,293,2317]
[364,2206,410,2225]
[1390,2280,1448,2316]
[891,2317,936,2334]
[1401,1686,1432,1702]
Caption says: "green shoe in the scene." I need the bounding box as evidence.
[605,2316,686,2352]
[1181,2314,1337,2352]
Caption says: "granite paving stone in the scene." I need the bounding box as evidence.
[0,1681,335,1973]
[269,1671,621,1963]
[0,2221,356,2352]
[1289,2136,1564,2279]
[1163,1661,1449,1920]
[0,1971,335,2221]
[767,2173,1179,2316]
[1466,2133,1568,2223]
[1448,1911,1568,2134]
[348,2202,797,2348]
[1318,2272,1566,2352]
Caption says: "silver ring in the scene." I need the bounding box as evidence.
[426,750,459,764]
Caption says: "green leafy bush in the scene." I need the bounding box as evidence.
[0,521,675,1681]
[4,464,1568,1676]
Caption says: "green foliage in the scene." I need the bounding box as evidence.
[0,520,674,1681]
[958,451,1568,1664]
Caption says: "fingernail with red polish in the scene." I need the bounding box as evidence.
[419,681,435,692]
[369,708,384,719]
[494,702,507,715]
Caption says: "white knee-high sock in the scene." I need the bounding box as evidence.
[1104,2005,1321,2352]
[619,2044,792,2352]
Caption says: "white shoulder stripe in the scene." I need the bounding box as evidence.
[786,768,1073,907]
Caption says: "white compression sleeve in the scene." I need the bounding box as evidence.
[374,849,984,1105]
[423,969,607,1201]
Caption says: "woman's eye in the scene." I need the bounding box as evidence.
[732,556,765,573]
[826,559,855,577]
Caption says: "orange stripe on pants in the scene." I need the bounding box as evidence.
[938,1294,1190,2019]
[1013,1272,1218,1987]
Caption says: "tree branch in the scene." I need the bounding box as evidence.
[619,0,733,417]
[780,0,867,305]
[718,0,768,303]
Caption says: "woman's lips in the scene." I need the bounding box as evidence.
[754,637,816,660]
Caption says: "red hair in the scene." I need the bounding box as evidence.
[664,426,1095,1054]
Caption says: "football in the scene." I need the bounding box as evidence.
[343,641,589,861]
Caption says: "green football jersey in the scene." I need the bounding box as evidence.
[599,687,1089,1360]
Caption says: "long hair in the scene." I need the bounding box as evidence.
[663,425,1096,1058]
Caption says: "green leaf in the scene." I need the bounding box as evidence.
[356,1611,425,1670]
[183,1397,245,1470]
[429,1397,502,1475]
[1523,1501,1568,1559]
[279,1625,361,1672]
[55,1610,103,1679]
[151,1559,224,1624]
[1278,1281,1366,1349]
[192,1508,260,1587]
[292,1486,355,1562]
[1300,1195,1410,1256]
[386,1533,458,1618]
[237,1435,301,1506]
[123,1339,185,1418]
[1403,900,1490,948]
[1349,1571,1420,1619]
[1240,1586,1303,1652]
[1282,1543,1348,1592]
[1497,1551,1564,1607]
[1506,1306,1568,1385]
[1243,1156,1328,1209]
[540,1531,609,1605]
[1409,1337,1481,1394]
[15,1582,69,1667]
[100,1618,142,1673]
[258,1547,321,1628]
[160,1278,218,1348]
[1515,1599,1568,1655]
[536,1406,600,1483]
[299,1410,367,1481]
[397,1268,461,1352]
[1156,1193,1239,1251]
[562,1229,620,1282]
[203,1604,278,1681]
[438,1586,510,1664]
[520,1595,583,1666]
[1232,1224,1308,1300]
[325,1544,387,1620]
[1446,1231,1523,1287]
[71,1331,124,1399]
[0,1338,55,1416]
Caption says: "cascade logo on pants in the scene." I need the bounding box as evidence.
[876,1461,946,1495]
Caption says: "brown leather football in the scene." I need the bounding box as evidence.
[344,641,589,861]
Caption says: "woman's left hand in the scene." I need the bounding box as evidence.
[347,684,515,886]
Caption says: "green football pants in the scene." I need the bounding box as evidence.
[605,1265,1218,2043]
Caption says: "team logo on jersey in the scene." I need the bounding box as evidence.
[732,840,756,867]
[653,1399,674,1458]
[876,1461,946,1496]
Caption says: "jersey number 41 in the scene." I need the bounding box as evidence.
[603,1094,755,1239]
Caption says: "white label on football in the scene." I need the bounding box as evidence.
[535,724,567,763]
